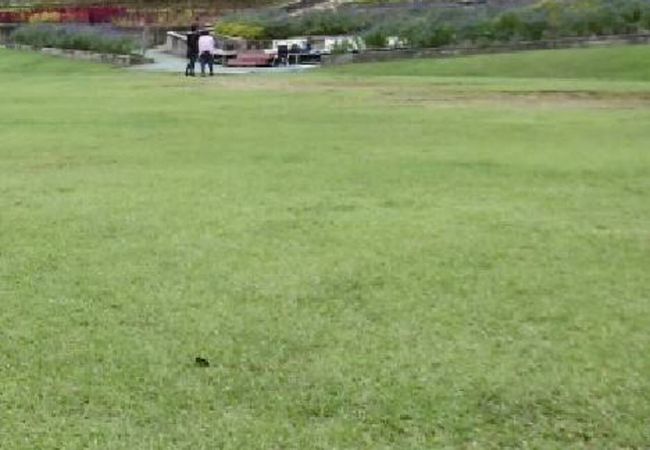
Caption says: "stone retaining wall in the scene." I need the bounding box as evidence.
[322,34,650,65]
[1,43,153,66]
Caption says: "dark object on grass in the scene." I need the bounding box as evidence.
[195,356,210,367]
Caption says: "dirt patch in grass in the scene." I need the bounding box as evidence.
[382,90,650,109]
[179,76,650,110]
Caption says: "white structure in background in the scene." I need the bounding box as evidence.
[165,31,375,59]
[322,35,365,53]
[272,38,310,51]
[271,35,365,54]
[387,36,408,48]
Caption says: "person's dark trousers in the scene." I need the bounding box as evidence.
[200,52,214,76]
[185,54,197,76]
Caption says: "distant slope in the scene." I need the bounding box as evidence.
[328,46,650,81]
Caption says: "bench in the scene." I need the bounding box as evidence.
[226,51,275,67]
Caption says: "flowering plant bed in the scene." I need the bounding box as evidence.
[1,5,215,27]
[0,7,125,24]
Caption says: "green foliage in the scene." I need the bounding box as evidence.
[216,0,650,51]
[11,24,136,55]
[298,11,369,36]
[492,12,525,41]
[400,20,456,47]
[217,10,371,40]
[215,21,265,39]
[363,28,389,48]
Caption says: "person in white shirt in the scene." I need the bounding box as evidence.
[198,30,215,76]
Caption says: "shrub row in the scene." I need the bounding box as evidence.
[11,24,137,55]
[216,0,650,48]
[216,10,371,40]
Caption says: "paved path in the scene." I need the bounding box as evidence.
[128,47,318,75]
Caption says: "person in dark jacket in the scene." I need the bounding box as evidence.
[185,23,199,77]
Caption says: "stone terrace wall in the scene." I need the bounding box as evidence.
[322,34,650,65]
[2,43,153,66]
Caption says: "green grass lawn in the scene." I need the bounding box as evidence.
[1,48,649,449]
[327,45,650,81]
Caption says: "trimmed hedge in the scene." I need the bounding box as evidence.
[217,10,371,40]
[11,24,137,55]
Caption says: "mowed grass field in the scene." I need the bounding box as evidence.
[1,46,649,448]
